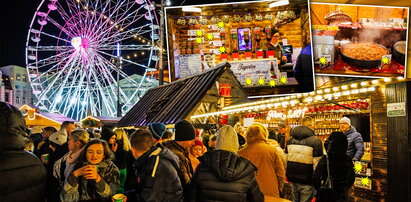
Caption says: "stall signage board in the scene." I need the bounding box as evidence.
[387,102,406,117]
[229,59,279,87]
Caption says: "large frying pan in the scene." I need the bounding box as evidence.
[340,43,389,69]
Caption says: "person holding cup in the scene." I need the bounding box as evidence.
[61,139,120,202]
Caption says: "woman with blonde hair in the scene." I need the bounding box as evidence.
[113,128,131,152]
[239,123,286,198]
[101,128,131,193]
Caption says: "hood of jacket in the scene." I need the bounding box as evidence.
[199,150,257,182]
[135,144,180,172]
[0,102,29,152]
[291,125,315,140]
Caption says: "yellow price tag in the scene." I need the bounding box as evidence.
[217,21,225,28]
[206,33,214,40]
[382,56,391,64]
[196,30,203,37]
[196,38,203,43]
[245,78,252,85]
[319,57,328,65]
[258,78,265,85]
[354,162,363,173]
[269,80,276,87]
[361,177,370,186]
[280,77,288,84]
[219,46,226,53]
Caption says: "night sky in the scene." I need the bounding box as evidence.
[0,0,254,67]
[1,0,38,67]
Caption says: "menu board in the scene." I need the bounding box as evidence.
[177,54,202,79]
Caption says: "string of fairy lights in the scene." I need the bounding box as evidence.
[191,76,406,119]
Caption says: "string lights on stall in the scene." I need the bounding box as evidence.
[191,76,407,119]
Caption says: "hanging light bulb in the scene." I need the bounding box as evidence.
[166,0,172,6]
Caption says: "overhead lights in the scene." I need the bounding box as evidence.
[360,81,369,86]
[350,83,358,88]
[182,6,202,13]
[371,80,379,85]
[383,77,392,83]
[269,0,289,8]
[341,85,348,90]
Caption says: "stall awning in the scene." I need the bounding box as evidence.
[118,63,231,127]
[40,112,76,123]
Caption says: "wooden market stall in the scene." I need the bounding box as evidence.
[80,116,121,128]
[20,104,76,130]
[118,63,247,128]
[190,76,411,202]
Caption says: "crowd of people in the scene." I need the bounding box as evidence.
[0,101,364,202]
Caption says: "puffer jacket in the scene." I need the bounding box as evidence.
[191,150,264,202]
[131,144,183,202]
[0,102,47,202]
[286,126,323,185]
[163,141,193,185]
[61,160,120,202]
[344,127,364,161]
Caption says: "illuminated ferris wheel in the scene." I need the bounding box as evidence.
[25,0,160,120]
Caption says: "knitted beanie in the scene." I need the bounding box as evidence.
[339,117,351,125]
[216,125,239,153]
[174,120,196,141]
[148,122,166,140]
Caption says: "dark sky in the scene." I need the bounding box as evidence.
[0,0,254,67]
[1,0,38,66]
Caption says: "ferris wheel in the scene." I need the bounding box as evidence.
[26,0,160,120]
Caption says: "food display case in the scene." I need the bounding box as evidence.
[310,3,409,77]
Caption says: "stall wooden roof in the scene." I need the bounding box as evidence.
[118,63,241,127]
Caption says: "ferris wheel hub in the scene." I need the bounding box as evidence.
[71,36,90,50]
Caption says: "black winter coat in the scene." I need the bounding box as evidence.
[0,102,47,202]
[129,144,184,202]
[0,151,47,202]
[190,150,264,202]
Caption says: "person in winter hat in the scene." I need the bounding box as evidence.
[239,122,286,198]
[127,129,183,202]
[190,125,264,202]
[339,117,364,161]
[148,122,167,141]
[0,101,47,202]
[313,132,355,202]
[216,125,240,152]
[163,120,196,201]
